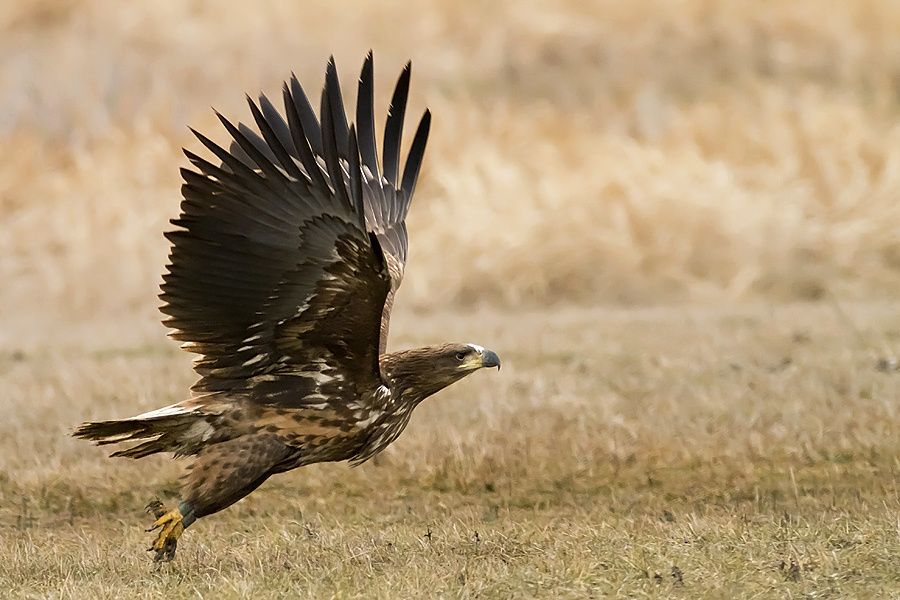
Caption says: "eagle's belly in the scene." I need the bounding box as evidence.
[347,403,416,466]
[231,380,420,470]
[249,403,382,469]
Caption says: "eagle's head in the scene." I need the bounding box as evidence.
[440,343,502,373]
[380,342,500,405]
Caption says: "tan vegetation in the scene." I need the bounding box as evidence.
[3,0,900,597]
[5,0,900,333]
[5,305,900,598]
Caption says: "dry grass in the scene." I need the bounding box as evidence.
[4,0,900,336]
[4,0,900,597]
[4,304,900,598]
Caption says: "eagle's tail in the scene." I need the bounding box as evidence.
[73,402,215,459]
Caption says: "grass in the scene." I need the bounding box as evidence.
[4,304,900,598]
[5,0,900,336]
[4,0,900,597]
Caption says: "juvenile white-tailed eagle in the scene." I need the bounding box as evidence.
[74,54,500,562]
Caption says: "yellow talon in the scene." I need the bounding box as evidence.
[145,501,184,562]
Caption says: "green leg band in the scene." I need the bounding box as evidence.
[177,500,197,529]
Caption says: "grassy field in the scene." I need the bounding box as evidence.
[4,304,900,598]
[3,0,900,598]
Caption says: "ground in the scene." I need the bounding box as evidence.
[4,0,900,597]
[3,304,900,598]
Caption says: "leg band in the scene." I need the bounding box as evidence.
[177,500,197,529]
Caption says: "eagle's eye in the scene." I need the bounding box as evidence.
[455,351,467,361]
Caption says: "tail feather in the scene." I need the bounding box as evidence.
[73,402,217,459]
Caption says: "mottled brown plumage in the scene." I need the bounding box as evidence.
[73,54,500,562]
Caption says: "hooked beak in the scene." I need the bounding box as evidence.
[480,349,501,370]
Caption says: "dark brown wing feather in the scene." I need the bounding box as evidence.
[225,53,431,354]
[357,53,431,351]
[160,56,427,402]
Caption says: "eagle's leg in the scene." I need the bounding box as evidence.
[143,434,289,562]
[146,499,197,562]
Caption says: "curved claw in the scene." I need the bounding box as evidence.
[145,501,185,563]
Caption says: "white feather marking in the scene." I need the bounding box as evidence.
[290,301,311,319]
[238,345,254,352]
[131,403,197,420]
[186,419,214,443]
[242,354,266,367]
[243,333,264,343]
[467,343,485,354]
[298,370,335,385]
[95,431,139,443]
[355,410,382,429]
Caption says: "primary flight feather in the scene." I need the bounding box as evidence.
[74,53,500,562]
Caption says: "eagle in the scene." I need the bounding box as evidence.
[74,53,500,562]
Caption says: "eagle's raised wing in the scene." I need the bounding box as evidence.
[160,53,430,400]
[357,57,431,353]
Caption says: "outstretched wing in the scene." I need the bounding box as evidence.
[160,55,430,402]
[226,52,431,354]
[354,55,431,352]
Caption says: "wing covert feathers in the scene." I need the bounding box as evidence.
[159,55,429,390]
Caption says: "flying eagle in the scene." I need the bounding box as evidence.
[74,54,500,562]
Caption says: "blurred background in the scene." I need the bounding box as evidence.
[3,0,900,349]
